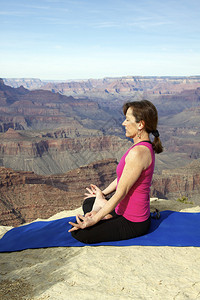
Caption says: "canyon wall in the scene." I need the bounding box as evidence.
[0,78,109,132]
[4,76,200,98]
[1,157,200,227]
[151,159,200,204]
[0,78,200,214]
[0,128,131,175]
[0,159,117,226]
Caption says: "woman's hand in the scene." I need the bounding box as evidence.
[84,184,105,199]
[68,214,96,232]
[84,184,96,199]
[85,211,97,218]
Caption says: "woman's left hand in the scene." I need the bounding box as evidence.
[68,214,96,232]
[84,184,105,200]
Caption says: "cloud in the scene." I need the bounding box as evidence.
[0,11,25,16]
[40,17,73,25]
[22,5,51,10]
[94,22,121,28]
[127,20,173,29]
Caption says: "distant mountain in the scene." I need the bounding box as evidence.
[154,87,200,116]
[3,78,44,90]
[0,128,131,175]
[1,78,200,175]
[41,76,200,101]
[0,78,29,105]
[4,76,200,100]
[0,78,200,219]
[0,79,131,174]
[4,76,200,117]
[0,78,122,133]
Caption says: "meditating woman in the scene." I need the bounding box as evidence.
[69,100,163,243]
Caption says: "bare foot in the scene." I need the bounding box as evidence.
[102,214,113,220]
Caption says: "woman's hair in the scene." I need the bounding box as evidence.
[123,100,163,154]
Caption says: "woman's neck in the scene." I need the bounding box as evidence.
[133,133,150,145]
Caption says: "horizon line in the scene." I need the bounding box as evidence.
[3,74,200,82]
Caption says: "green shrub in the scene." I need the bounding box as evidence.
[176,196,193,204]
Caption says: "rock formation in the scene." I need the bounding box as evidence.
[0,129,131,174]
[151,159,200,204]
[3,78,44,89]
[0,159,117,226]
[4,76,200,98]
[2,128,24,140]
[1,157,200,227]
[1,77,200,200]
[0,79,108,132]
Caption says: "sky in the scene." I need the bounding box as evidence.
[1,0,200,80]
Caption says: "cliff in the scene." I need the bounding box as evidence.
[1,157,200,227]
[0,79,105,132]
[0,159,117,226]
[4,76,200,98]
[151,159,200,203]
[1,151,200,227]
[0,131,131,175]
[1,78,200,186]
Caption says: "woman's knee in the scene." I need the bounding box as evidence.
[71,229,93,244]
[82,197,95,215]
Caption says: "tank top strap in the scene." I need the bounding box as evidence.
[132,141,153,150]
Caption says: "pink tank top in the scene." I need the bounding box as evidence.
[115,141,155,222]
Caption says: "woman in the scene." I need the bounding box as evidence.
[69,100,163,243]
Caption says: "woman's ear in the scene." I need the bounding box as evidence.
[138,120,145,130]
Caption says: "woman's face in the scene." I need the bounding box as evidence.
[122,107,140,139]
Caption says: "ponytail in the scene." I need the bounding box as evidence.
[152,136,163,154]
[151,129,163,154]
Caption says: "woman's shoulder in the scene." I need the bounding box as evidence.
[128,144,150,157]
[124,141,152,161]
[126,145,146,161]
[126,143,152,168]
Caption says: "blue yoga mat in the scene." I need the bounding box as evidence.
[0,211,200,252]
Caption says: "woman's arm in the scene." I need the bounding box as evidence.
[69,146,149,231]
[84,178,117,199]
[102,178,117,196]
[93,147,147,223]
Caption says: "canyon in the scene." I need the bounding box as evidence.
[0,77,200,225]
[1,78,200,173]
[4,76,200,99]
[152,159,200,203]
[0,159,117,226]
[0,158,199,226]
[0,128,131,175]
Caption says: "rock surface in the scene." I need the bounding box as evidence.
[1,157,200,226]
[151,159,200,204]
[0,159,117,226]
[0,130,131,174]
[0,78,106,132]
[4,76,200,98]
[1,205,200,300]
[1,78,200,174]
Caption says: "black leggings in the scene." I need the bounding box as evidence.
[71,197,151,244]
